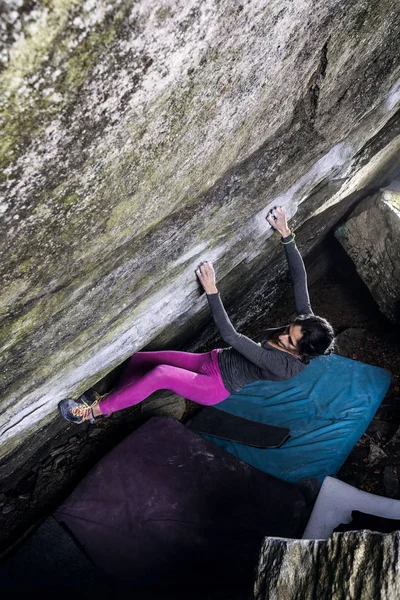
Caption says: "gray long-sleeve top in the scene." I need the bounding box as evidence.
[207,233,313,393]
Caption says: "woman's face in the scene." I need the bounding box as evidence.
[277,323,303,353]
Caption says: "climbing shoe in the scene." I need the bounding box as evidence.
[58,394,100,424]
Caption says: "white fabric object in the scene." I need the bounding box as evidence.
[302,475,400,540]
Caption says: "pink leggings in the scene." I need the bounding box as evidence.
[99,350,231,415]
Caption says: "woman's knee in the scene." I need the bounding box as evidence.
[150,364,173,380]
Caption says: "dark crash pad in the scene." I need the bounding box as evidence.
[54,417,307,589]
[0,517,110,593]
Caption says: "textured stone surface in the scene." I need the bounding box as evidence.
[254,531,400,600]
[335,186,400,323]
[1,0,400,467]
[334,328,367,358]
[383,465,400,498]
[368,442,388,468]
[140,391,186,420]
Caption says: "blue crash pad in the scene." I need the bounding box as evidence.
[201,354,391,483]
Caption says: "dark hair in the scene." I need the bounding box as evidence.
[294,314,335,360]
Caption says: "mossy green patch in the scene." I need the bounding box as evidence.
[351,0,383,35]
[0,2,132,172]
[16,258,34,277]
[155,6,173,23]
[59,191,80,206]
[0,278,31,317]
[0,2,78,170]
[0,247,115,358]
[61,9,126,91]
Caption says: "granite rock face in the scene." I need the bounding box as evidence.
[335,186,400,323]
[1,0,400,466]
[254,531,400,600]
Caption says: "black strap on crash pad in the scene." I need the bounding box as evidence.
[187,406,290,448]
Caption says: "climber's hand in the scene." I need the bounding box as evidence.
[266,206,291,238]
[196,261,218,294]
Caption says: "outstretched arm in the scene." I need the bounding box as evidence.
[195,262,293,376]
[266,206,312,315]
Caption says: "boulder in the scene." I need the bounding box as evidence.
[1,0,400,474]
[334,328,367,358]
[254,531,400,600]
[335,186,400,323]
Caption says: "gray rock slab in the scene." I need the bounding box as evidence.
[254,531,400,600]
[335,188,400,323]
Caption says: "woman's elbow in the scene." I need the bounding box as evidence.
[222,332,240,345]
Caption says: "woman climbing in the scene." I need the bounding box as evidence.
[59,206,334,424]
